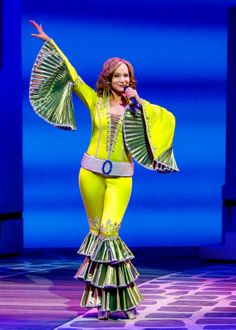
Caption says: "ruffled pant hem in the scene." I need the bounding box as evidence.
[76,232,142,312]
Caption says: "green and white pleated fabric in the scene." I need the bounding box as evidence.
[29,40,76,130]
[75,232,143,312]
[123,105,179,173]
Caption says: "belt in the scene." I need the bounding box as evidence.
[81,153,134,177]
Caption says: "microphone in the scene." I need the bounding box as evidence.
[124,86,142,110]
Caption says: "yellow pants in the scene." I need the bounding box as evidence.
[79,168,132,238]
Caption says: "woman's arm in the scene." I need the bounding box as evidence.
[29,20,97,110]
[29,20,77,81]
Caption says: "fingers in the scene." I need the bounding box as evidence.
[125,87,135,94]
[29,20,43,32]
[29,20,38,28]
[124,86,133,92]
[31,33,41,39]
[125,87,138,98]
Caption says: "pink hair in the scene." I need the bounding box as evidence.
[96,57,137,97]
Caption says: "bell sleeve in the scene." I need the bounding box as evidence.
[29,39,97,130]
[123,100,179,173]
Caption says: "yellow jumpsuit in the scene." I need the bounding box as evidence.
[29,39,178,313]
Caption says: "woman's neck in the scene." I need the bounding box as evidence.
[110,90,126,106]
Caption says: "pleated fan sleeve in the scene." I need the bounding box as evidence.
[123,101,179,173]
[29,39,76,130]
[29,39,97,130]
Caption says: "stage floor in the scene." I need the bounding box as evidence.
[1,248,236,330]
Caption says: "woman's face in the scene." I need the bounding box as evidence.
[110,63,130,95]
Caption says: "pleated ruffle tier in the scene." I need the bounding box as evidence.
[75,232,142,312]
[75,257,139,288]
[78,232,134,263]
[80,282,142,312]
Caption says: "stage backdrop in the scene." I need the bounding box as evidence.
[22,0,227,247]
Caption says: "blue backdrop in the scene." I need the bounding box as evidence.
[22,0,227,248]
[0,0,22,215]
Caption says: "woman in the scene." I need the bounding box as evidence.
[29,20,178,320]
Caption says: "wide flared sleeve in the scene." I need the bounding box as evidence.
[29,39,97,130]
[123,100,179,173]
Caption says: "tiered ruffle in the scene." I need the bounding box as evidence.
[78,232,134,263]
[80,282,142,312]
[74,257,139,288]
[75,232,142,312]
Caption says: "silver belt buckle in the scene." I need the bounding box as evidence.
[102,160,113,175]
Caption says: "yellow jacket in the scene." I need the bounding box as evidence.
[29,39,178,172]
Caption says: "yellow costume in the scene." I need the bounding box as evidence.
[29,39,179,313]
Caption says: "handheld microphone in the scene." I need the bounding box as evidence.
[124,86,142,110]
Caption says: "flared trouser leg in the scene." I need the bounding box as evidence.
[78,167,132,236]
[75,167,142,312]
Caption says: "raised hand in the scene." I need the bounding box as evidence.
[29,20,50,41]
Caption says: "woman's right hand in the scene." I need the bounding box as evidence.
[29,20,50,41]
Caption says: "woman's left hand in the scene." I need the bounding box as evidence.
[124,87,142,105]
